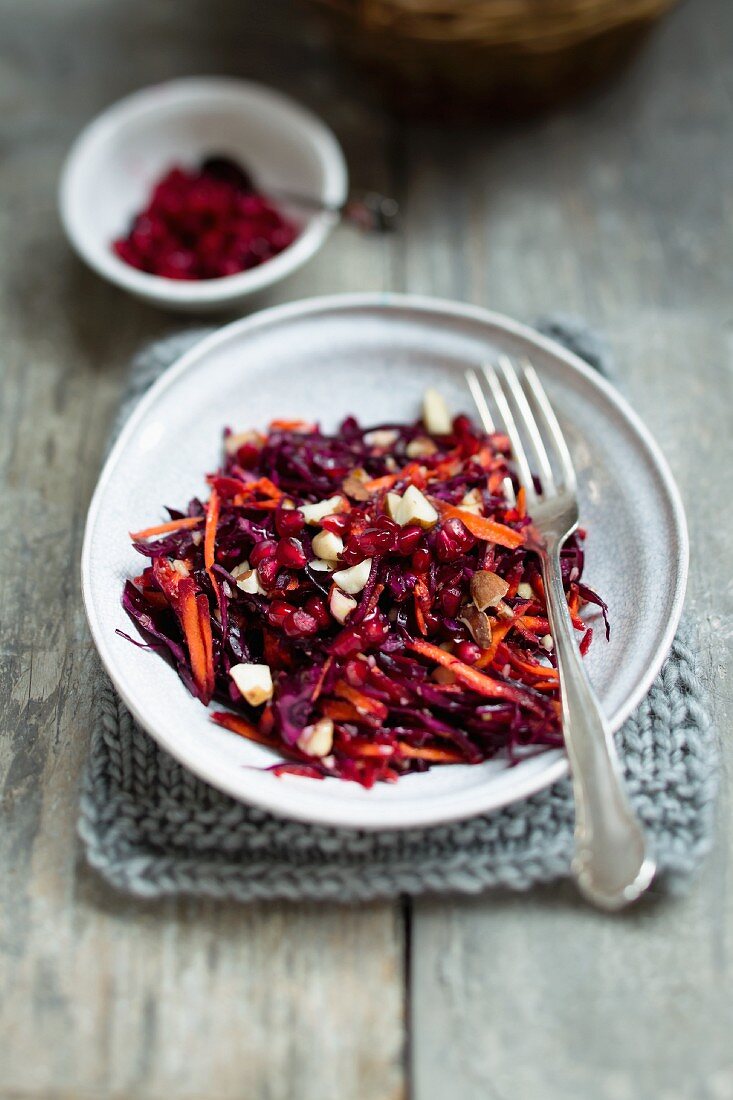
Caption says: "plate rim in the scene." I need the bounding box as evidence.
[81,292,689,829]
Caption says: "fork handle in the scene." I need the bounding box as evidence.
[539,543,656,910]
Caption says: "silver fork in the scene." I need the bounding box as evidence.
[466,356,655,910]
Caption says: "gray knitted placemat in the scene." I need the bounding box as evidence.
[78,317,719,901]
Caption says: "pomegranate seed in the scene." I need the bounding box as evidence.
[356,527,395,555]
[112,160,298,281]
[236,442,260,469]
[411,547,431,572]
[267,599,293,627]
[435,518,475,562]
[275,508,305,537]
[440,587,463,617]
[304,595,331,630]
[284,609,319,637]
[454,640,482,664]
[359,611,389,646]
[276,537,307,569]
[257,557,280,589]
[397,525,423,555]
[249,539,277,566]
[321,513,350,536]
[452,414,474,437]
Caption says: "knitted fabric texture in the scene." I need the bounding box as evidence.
[78,319,718,901]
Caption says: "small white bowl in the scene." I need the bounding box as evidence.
[59,78,348,313]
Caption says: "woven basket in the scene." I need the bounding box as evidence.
[306,0,679,114]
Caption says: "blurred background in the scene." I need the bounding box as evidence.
[2,1,731,1099]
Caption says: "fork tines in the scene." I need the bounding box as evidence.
[465,357,576,499]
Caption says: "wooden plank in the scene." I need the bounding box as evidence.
[408,0,733,1096]
[0,2,405,1098]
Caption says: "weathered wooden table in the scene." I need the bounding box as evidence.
[1,1,731,1096]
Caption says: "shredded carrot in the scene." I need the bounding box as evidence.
[488,470,505,495]
[364,472,401,492]
[360,582,385,622]
[413,576,431,636]
[232,476,283,501]
[408,638,541,709]
[179,585,210,700]
[397,743,463,764]
[129,516,203,540]
[529,680,560,693]
[311,657,333,703]
[204,488,220,600]
[321,699,362,723]
[515,615,550,634]
[497,643,559,683]
[474,446,494,470]
[268,418,316,432]
[211,711,279,748]
[232,497,279,510]
[196,593,216,697]
[365,462,429,493]
[516,486,527,518]
[474,620,514,668]
[437,503,525,549]
[334,681,388,721]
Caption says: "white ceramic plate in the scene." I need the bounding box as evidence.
[59,78,347,312]
[82,294,688,830]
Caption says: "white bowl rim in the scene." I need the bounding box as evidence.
[81,292,689,829]
[59,77,349,305]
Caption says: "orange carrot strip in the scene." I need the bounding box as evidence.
[413,575,430,636]
[151,559,213,702]
[516,615,550,633]
[474,620,514,668]
[211,711,279,748]
[232,497,279,510]
[364,472,400,492]
[365,462,428,494]
[498,644,559,683]
[516,486,527,519]
[321,699,362,723]
[334,681,388,721]
[204,488,220,600]
[311,657,333,703]
[409,638,541,708]
[232,477,283,502]
[437,503,525,549]
[474,446,494,470]
[269,418,316,432]
[129,516,203,540]
[179,586,210,700]
[196,593,216,698]
[488,471,505,494]
[396,743,464,764]
[341,741,395,759]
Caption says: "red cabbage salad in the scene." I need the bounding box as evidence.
[122,388,608,787]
